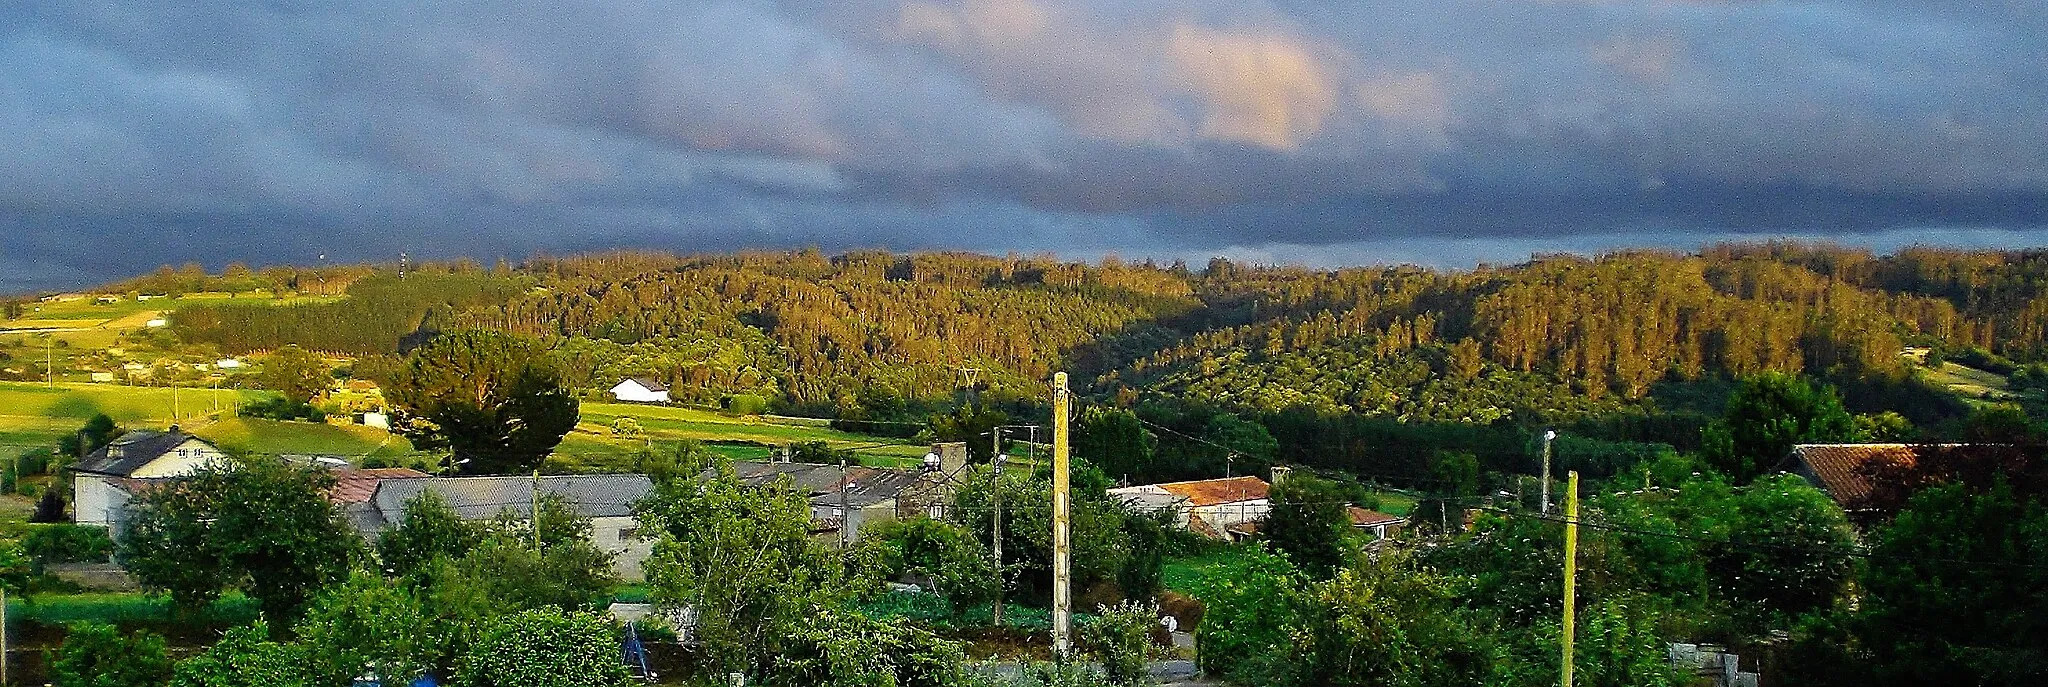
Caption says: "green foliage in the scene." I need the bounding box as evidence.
[1702,372,1861,483]
[1081,600,1159,687]
[51,621,174,687]
[117,457,360,625]
[387,329,580,474]
[1076,406,1153,483]
[1191,545,1304,679]
[455,608,631,687]
[259,344,331,404]
[1264,472,1352,577]
[22,523,116,566]
[1686,474,1859,627]
[867,517,998,613]
[376,490,484,580]
[947,466,1155,604]
[1283,557,1501,687]
[57,413,120,459]
[636,455,871,675]
[1852,481,2048,684]
[169,622,311,687]
[172,270,529,354]
[427,534,619,616]
[296,572,441,685]
[765,608,967,687]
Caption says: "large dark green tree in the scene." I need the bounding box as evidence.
[259,344,331,404]
[1264,471,1352,577]
[1076,406,1153,482]
[1702,372,1861,483]
[387,330,579,474]
[118,458,359,625]
[1849,481,2048,685]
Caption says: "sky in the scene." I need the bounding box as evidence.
[4,1,2047,292]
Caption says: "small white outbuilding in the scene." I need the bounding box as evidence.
[610,377,671,404]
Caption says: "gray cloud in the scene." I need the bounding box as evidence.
[3,0,2046,291]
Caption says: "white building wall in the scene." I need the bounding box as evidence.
[74,475,130,528]
[1192,499,1269,533]
[127,439,229,478]
[609,381,670,404]
[591,515,653,582]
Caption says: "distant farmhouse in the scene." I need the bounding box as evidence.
[1110,473,1272,542]
[610,377,671,404]
[1112,467,1404,541]
[70,429,231,531]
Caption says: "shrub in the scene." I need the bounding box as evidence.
[23,524,116,565]
[455,608,630,687]
[1082,600,1159,686]
[169,622,311,687]
[51,621,174,687]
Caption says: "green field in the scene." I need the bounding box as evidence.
[1925,361,2016,402]
[580,401,928,460]
[193,417,415,459]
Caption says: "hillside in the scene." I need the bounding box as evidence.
[9,243,2047,483]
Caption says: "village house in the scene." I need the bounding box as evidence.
[354,474,657,581]
[725,442,969,544]
[609,377,671,404]
[1110,473,1273,541]
[70,429,231,531]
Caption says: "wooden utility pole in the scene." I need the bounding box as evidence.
[1561,470,1580,687]
[1050,372,1072,659]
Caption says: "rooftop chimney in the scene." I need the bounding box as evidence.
[934,442,968,474]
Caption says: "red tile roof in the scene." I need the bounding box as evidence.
[1348,507,1403,527]
[1792,444,1917,505]
[1154,476,1269,507]
[327,467,430,504]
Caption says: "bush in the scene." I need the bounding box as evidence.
[169,622,311,687]
[721,393,769,416]
[240,396,325,422]
[767,608,967,687]
[23,524,116,565]
[51,621,174,687]
[455,608,631,687]
[1082,600,1159,686]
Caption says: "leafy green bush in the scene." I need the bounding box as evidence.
[721,393,770,416]
[1081,600,1159,686]
[767,608,966,687]
[23,524,116,565]
[51,621,174,687]
[169,622,311,687]
[455,608,630,687]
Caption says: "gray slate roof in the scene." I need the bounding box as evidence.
[70,430,215,477]
[726,460,927,509]
[361,474,654,532]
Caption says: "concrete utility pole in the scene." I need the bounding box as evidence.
[1051,372,1073,659]
[1561,470,1580,687]
[991,430,1006,627]
[1540,429,1557,514]
[840,452,852,548]
[531,466,543,550]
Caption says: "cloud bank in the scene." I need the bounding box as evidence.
[3,1,2046,290]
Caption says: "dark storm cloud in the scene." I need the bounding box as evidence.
[3,0,2047,291]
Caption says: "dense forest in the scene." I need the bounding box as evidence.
[145,244,2048,482]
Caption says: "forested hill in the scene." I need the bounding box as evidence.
[153,245,2047,425]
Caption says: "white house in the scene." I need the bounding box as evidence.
[610,377,671,404]
[215,358,244,369]
[70,430,230,531]
[1110,475,1271,541]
